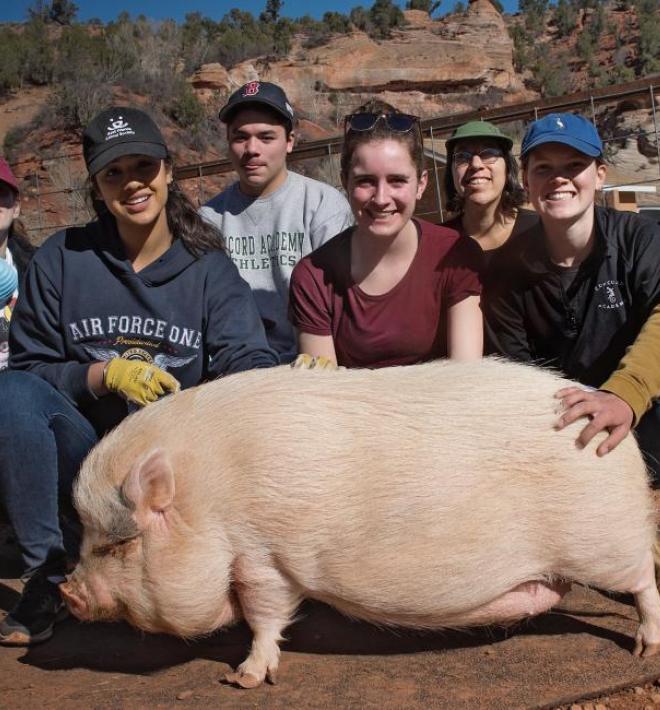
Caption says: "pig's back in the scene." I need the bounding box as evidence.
[108,359,656,623]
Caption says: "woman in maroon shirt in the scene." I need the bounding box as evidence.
[289,102,483,368]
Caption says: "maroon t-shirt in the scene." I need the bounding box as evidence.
[288,218,482,368]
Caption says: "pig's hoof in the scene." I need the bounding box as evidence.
[634,639,660,657]
[224,670,263,689]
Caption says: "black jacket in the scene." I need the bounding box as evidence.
[9,217,279,433]
[485,207,660,388]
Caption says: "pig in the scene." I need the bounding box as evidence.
[60,358,660,689]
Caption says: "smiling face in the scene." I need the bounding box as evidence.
[451,138,507,210]
[93,155,172,237]
[227,107,294,197]
[344,138,428,241]
[524,143,606,226]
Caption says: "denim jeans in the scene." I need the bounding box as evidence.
[0,370,98,583]
[637,401,660,488]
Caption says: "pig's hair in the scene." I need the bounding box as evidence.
[74,445,139,542]
[73,358,657,640]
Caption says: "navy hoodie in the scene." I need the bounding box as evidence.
[9,216,279,433]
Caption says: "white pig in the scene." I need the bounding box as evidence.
[60,358,660,688]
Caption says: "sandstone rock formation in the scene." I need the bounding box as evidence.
[190,4,535,126]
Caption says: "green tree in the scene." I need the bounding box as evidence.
[22,17,54,85]
[28,0,78,24]
[350,5,372,31]
[535,51,571,96]
[634,0,660,74]
[49,0,78,25]
[509,23,532,72]
[576,26,595,61]
[369,0,406,39]
[260,0,283,23]
[519,0,548,35]
[181,12,215,72]
[168,80,205,130]
[0,28,24,94]
[271,17,293,56]
[321,11,351,33]
[554,0,577,37]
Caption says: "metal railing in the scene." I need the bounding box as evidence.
[9,75,660,241]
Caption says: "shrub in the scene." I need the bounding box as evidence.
[0,28,24,95]
[167,81,205,130]
[368,0,406,39]
[48,77,112,130]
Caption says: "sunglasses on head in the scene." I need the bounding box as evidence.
[344,112,420,134]
[452,147,504,167]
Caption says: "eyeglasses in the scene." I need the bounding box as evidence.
[452,147,504,167]
[344,112,420,134]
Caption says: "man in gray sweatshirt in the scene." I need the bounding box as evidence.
[201,81,353,362]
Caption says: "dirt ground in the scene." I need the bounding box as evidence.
[0,87,50,147]
[3,535,660,710]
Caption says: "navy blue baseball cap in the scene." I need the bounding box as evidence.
[521,113,603,159]
[219,81,294,128]
[83,107,168,176]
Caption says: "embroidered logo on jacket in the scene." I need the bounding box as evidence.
[594,280,624,310]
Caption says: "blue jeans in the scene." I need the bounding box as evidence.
[0,370,98,582]
[637,401,660,488]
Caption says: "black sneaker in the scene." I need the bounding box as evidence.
[0,572,67,646]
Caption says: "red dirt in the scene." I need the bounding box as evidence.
[3,550,660,708]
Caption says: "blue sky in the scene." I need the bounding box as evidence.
[1,0,520,23]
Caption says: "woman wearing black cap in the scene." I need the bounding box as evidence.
[442,121,537,350]
[0,106,278,646]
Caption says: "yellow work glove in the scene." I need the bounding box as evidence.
[103,359,180,407]
[291,354,341,370]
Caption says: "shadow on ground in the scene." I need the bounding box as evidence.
[2,537,660,709]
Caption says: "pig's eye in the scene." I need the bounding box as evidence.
[92,537,138,557]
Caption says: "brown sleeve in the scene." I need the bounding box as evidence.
[600,303,660,425]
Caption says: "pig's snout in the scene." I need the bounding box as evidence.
[59,580,91,621]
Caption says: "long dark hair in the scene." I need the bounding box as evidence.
[443,143,525,216]
[89,160,225,258]
[164,179,225,257]
[341,99,425,183]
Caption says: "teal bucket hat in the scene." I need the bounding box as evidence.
[446,120,513,153]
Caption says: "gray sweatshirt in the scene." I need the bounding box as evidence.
[201,171,353,362]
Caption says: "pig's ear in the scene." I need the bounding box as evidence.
[121,449,175,530]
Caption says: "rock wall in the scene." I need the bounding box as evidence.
[190,4,534,127]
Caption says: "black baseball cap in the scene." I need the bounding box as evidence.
[219,81,294,128]
[83,107,168,176]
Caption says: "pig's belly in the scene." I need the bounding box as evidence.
[313,579,570,629]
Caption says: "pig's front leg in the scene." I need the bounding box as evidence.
[224,554,302,688]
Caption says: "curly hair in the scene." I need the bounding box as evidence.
[341,99,425,183]
[443,142,525,216]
